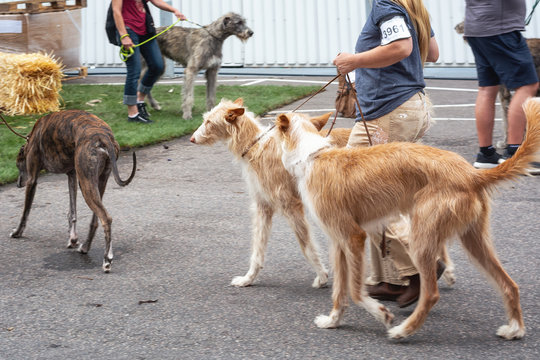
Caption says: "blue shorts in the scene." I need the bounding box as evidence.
[466,31,538,90]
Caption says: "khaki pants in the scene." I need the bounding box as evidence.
[347,92,433,285]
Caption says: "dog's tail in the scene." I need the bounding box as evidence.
[478,98,540,187]
[107,144,137,187]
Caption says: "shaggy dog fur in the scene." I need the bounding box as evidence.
[190,98,350,287]
[145,13,253,120]
[274,98,540,340]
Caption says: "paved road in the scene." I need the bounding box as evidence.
[1,76,539,359]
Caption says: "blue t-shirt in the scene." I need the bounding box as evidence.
[354,0,427,121]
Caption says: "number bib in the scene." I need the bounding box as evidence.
[380,16,411,45]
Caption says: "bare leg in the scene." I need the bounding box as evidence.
[475,85,499,147]
[506,82,539,145]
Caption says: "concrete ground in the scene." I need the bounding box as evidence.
[1,74,539,359]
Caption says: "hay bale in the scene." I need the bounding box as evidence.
[0,51,63,116]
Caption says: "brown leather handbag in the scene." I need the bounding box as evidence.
[335,75,357,118]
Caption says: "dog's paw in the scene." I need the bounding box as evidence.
[77,243,89,254]
[496,320,525,340]
[9,229,22,238]
[312,272,329,288]
[387,323,410,340]
[314,314,339,329]
[67,238,79,249]
[183,112,193,120]
[442,269,456,286]
[231,275,253,287]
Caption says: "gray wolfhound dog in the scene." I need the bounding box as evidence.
[145,12,253,120]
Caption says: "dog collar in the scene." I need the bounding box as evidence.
[241,124,275,158]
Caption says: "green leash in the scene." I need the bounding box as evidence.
[120,18,183,62]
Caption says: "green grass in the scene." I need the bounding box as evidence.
[0,83,319,185]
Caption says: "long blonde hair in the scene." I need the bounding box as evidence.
[391,0,431,63]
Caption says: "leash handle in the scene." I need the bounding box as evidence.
[120,17,183,62]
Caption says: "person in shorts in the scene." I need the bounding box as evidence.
[465,0,539,170]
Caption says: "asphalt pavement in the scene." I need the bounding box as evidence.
[1,74,539,359]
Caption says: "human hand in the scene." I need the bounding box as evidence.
[174,10,187,21]
[121,35,134,50]
[333,52,356,75]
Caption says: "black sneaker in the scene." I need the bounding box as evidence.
[473,151,504,169]
[137,102,151,119]
[128,113,153,124]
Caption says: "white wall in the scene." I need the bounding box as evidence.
[2,0,540,67]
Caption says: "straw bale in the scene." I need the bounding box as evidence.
[0,51,63,116]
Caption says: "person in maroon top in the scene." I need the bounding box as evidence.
[112,0,186,123]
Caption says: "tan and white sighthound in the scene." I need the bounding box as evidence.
[190,98,350,287]
[274,98,540,340]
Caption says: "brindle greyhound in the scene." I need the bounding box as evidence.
[10,110,136,272]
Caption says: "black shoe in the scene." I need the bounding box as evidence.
[128,113,153,124]
[473,151,504,169]
[527,161,540,175]
[137,102,151,119]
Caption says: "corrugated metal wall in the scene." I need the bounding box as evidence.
[4,0,540,67]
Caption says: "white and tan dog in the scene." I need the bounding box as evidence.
[274,98,540,340]
[190,98,350,288]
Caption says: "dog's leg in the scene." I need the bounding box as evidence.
[315,242,348,329]
[146,91,162,111]
[10,172,39,238]
[78,169,113,272]
[283,202,328,288]
[181,65,197,120]
[66,170,79,248]
[388,199,446,339]
[497,86,511,150]
[231,201,274,287]
[439,244,456,286]
[346,231,394,329]
[205,66,219,111]
[459,216,525,340]
[388,246,440,339]
[141,57,162,111]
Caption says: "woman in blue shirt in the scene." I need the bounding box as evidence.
[333,0,440,308]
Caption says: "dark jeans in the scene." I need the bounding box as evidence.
[122,27,164,106]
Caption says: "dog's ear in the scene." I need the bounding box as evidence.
[225,107,245,123]
[233,98,244,106]
[223,16,231,26]
[310,112,333,131]
[276,113,290,133]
